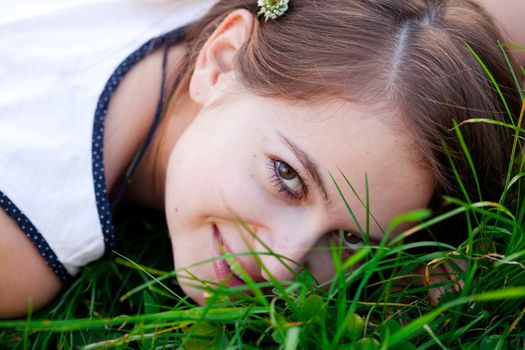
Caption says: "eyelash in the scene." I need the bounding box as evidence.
[267,158,308,201]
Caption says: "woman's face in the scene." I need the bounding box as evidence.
[164,76,435,304]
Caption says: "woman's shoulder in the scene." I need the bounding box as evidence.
[475,0,525,67]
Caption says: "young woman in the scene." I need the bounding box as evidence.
[0,0,522,317]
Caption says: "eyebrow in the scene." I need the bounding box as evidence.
[278,133,330,202]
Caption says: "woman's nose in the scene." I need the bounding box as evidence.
[252,225,325,282]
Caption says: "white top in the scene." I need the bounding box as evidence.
[0,0,217,281]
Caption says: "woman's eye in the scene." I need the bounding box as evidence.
[269,159,306,200]
[338,230,363,247]
[276,160,302,191]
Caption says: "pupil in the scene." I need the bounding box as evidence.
[343,231,361,244]
[278,161,296,180]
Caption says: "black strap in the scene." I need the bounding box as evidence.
[110,44,170,210]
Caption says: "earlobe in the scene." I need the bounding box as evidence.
[189,9,255,105]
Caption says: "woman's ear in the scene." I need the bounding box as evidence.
[189,9,255,104]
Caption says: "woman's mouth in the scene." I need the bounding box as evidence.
[212,224,247,287]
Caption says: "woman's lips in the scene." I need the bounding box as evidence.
[212,224,245,287]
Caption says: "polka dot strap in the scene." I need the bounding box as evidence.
[91,26,187,251]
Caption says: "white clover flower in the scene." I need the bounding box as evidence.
[257,0,290,22]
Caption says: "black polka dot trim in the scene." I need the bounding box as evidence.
[0,191,73,284]
[92,26,187,251]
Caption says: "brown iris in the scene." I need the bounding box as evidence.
[276,160,297,180]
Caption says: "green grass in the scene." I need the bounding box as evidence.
[1,62,525,350]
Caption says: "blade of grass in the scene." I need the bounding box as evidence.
[452,120,483,202]
[499,42,524,101]
[466,43,513,125]
[388,287,525,346]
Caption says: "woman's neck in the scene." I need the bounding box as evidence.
[103,43,200,210]
[126,90,201,209]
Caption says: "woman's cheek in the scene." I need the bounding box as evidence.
[203,155,281,227]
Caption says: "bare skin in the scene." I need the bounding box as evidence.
[0,211,62,317]
[476,0,525,67]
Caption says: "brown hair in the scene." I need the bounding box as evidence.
[167,0,522,226]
